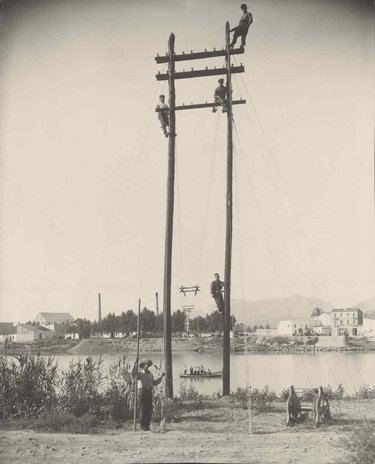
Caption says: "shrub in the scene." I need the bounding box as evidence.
[353,384,375,400]
[59,357,105,418]
[179,383,202,401]
[234,385,277,411]
[105,357,135,421]
[0,354,59,420]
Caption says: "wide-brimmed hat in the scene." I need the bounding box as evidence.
[140,359,153,368]
[218,78,224,83]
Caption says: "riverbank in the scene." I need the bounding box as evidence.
[2,335,375,356]
[1,398,374,463]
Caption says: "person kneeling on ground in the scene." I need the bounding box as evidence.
[132,358,165,431]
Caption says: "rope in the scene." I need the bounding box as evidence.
[75,72,167,315]
[196,111,221,283]
[232,58,332,304]
[232,117,314,388]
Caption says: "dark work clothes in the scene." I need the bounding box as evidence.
[231,11,253,47]
[139,389,153,431]
[211,279,224,312]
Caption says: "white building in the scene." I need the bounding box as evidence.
[313,313,332,336]
[34,312,74,326]
[277,320,312,336]
[362,315,375,338]
[1,324,55,344]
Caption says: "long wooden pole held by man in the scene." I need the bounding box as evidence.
[223,21,233,396]
[133,298,141,431]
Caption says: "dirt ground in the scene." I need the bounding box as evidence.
[1,399,374,464]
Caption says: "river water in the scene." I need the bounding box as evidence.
[51,351,375,396]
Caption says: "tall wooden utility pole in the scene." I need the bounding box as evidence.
[155,27,246,398]
[163,33,176,398]
[223,22,233,396]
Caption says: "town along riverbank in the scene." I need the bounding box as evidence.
[2,334,375,356]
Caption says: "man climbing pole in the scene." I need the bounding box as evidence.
[156,94,169,137]
[210,273,224,313]
[230,3,253,49]
[212,78,228,113]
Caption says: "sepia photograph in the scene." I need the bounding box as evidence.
[0,0,374,462]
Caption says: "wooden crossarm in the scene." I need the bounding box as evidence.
[155,47,245,64]
[155,100,246,112]
[156,65,245,81]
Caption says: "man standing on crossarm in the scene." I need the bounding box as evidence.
[211,273,225,313]
[132,358,165,431]
[230,4,253,49]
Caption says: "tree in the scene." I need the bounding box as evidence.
[171,310,186,336]
[155,313,163,333]
[120,310,137,335]
[75,318,91,339]
[311,307,323,318]
[140,307,156,333]
[102,313,117,338]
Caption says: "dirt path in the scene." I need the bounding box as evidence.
[0,427,346,464]
[3,398,371,464]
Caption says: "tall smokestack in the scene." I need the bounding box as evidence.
[98,293,102,322]
[155,292,159,316]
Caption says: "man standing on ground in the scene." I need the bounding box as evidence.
[156,94,169,137]
[212,78,228,113]
[132,358,165,431]
[210,273,225,313]
[230,4,253,49]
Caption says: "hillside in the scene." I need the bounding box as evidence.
[352,296,375,314]
[231,294,333,327]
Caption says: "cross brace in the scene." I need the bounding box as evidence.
[156,65,244,81]
[155,47,245,64]
[179,285,200,296]
[155,99,246,112]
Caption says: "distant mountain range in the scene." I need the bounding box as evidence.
[352,297,375,314]
[230,294,375,328]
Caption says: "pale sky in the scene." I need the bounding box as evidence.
[0,0,374,323]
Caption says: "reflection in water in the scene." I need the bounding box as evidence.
[51,351,375,396]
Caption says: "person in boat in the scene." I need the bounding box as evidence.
[230,4,253,49]
[212,78,228,113]
[132,358,164,431]
[184,365,187,375]
[207,368,211,374]
[200,366,205,374]
[211,273,225,313]
[156,94,169,137]
[190,366,194,375]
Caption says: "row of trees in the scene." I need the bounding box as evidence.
[68,308,236,339]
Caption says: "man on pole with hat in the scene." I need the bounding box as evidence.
[212,78,228,113]
[132,358,165,431]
